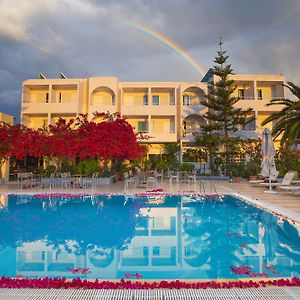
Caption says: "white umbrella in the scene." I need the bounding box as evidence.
[261,128,279,193]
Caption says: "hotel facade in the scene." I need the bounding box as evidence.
[21,73,285,167]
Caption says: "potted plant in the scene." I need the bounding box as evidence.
[227,162,246,183]
[245,160,261,181]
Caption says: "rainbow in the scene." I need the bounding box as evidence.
[123,19,206,77]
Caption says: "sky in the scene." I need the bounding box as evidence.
[0,0,300,119]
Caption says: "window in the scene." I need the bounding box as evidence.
[184,246,191,256]
[238,89,245,99]
[143,95,148,105]
[170,119,175,133]
[152,95,159,105]
[112,95,115,105]
[183,95,190,105]
[143,247,149,256]
[170,96,175,105]
[153,247,160,256]
[138,121,148,133]
[45,92,49,103]
[257,89,263,100]
[58,92,62,103]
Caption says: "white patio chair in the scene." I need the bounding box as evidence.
[154,170,163,181]
[188,170,197,184]
[124,172,136,189]
[60,172,72,188]
[146,176,157,189]
[169,171,179,183]
[82,173,99,188]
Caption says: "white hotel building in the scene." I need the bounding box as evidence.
[21,73,286,163]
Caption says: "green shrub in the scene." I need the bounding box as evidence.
[99,168,113,177]
[275,147,300,177]
[245,160,261,177]
[227,162,246,178]
[179,162,195,172]
[59,164,76,174]
[42,165,57,176]
[76,159,100,176]
[156,160,169,171]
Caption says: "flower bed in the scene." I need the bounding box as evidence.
[1,277,300,289]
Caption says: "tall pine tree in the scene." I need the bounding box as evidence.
[201,38,254,173]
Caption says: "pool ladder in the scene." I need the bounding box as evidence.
[199,179,218,195]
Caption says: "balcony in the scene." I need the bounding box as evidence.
[147,132,177,143]
[89,104,117,115]
[121,103,176,116]
[235,99,281,112]
[90,87,117,114]
[21,101,79,114]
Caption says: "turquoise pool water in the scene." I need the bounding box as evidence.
[0,194,299,280]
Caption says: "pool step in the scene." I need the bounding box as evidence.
[0,287,299,299]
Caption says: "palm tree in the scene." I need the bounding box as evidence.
[262,82,300,146]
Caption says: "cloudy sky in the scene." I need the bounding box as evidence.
[0,0,300,119]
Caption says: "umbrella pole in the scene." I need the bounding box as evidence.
[264,168,277,194]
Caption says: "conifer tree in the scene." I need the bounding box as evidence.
[200,38,254,173]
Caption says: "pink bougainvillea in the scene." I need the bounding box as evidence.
[124,273,143,279]
[240,243,247,248]
[262,264,280,275]
[67,268,91,275]
[1,277,300,289]
[230,266,268,278]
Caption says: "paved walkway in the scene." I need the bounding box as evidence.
[0,287,299,299]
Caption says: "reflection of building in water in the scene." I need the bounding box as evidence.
[17,241,87,278]
[17,241,120,279]
[12,203,299,279]
[15,206,181,279]
[0,194,8,209]
[119,207,180,275]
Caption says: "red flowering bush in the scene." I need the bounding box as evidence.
[0,113,144,165]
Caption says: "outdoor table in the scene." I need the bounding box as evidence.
[136,172,152,188]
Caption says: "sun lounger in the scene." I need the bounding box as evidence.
[259,172,296,188]
[249,179,266,184]
[278,185,300,196]
[278,185,300,191]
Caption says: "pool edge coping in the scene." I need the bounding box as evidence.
[232,192,300,224]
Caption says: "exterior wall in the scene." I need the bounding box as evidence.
[0,112,14,124]
[0,112,14,182]
[20,74,286,161]
[21,78,86,127]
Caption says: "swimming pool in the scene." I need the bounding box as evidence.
[0,193,299,280]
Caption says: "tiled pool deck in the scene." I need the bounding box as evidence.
[1,179,300,299]
[0,287,300,299]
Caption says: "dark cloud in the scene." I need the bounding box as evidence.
[0,0,299,119]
